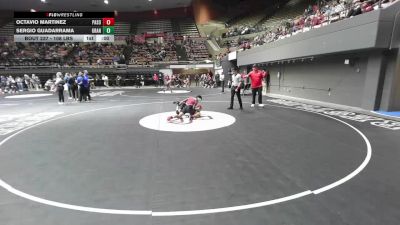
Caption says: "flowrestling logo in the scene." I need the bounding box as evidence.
[268,99,400,130]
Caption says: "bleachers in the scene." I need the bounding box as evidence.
[222,0,307,38]
[0,37,210,67]
[256,0,308,31]
[177,19,200,37]
[228,11,266,30]
[129,39,178,66]
[183,38,209,61]
[135,19,173,34]
[0,22,13,36]
[114,22,131,36]
[0,42,76,67]
[224,0,399,50]
[74,43,125,66]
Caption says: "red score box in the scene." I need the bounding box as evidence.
[102,18,115,26]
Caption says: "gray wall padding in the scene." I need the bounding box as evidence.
[266,54,368,108]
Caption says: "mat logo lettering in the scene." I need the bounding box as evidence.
[0,112,64,135]
[90,91,124,97]
[268,99,400,130]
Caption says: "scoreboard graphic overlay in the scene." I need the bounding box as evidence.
[14,12,114,43]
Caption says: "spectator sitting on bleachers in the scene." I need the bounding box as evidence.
[222,0,398,51]
[183,38,210,61]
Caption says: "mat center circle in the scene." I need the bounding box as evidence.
[139,111,236,132]
[5,93,53,99]
[157,90,192,94]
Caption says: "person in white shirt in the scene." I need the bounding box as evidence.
[227,69,243,110]
[102,74,109,88]
[54,72,65,105]
[200,73,207,87]
[220,72,225,93]
[97,58,102,67]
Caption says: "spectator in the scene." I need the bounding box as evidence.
[24,74,32,90]
[15,76,24,92]
[69,73,78,101]
[7,76,17,93]
[54,72,65,105]
[64,73,73,99]
[194,74,200,87]
[44,78,54,91]
[245,64,266,108]
[102,74,109,88]
[116,75,122,87]
[33,74,41,91]
[83,70,92,101]
[76,72,84,101]
[220,72,225,93]
[153,73,159,87]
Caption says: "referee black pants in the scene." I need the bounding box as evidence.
[251,87,263,104]
[230,86,242,109]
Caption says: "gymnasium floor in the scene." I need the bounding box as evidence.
[0,87,399,225]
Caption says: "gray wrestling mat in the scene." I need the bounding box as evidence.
[0,87,399,225]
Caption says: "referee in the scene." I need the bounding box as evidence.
[227,69,243,110]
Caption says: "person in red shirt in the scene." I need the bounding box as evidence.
[167,95,203,123]
[207,70,214,80]
[153,73,159,87]
[245,64,266,107]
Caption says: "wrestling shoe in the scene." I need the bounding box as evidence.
[259,104,264,107]
[250,104,255,108]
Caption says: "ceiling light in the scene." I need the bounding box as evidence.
[148,0,152,1]
[104,0,109,5]
[41,0,46,3]
[30,9,36,12]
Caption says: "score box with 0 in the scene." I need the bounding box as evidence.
[84,35,114,42]
[102,18,114,26]
[91,27,114,34]
[91,18,115,26]
[103,26,114,34]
